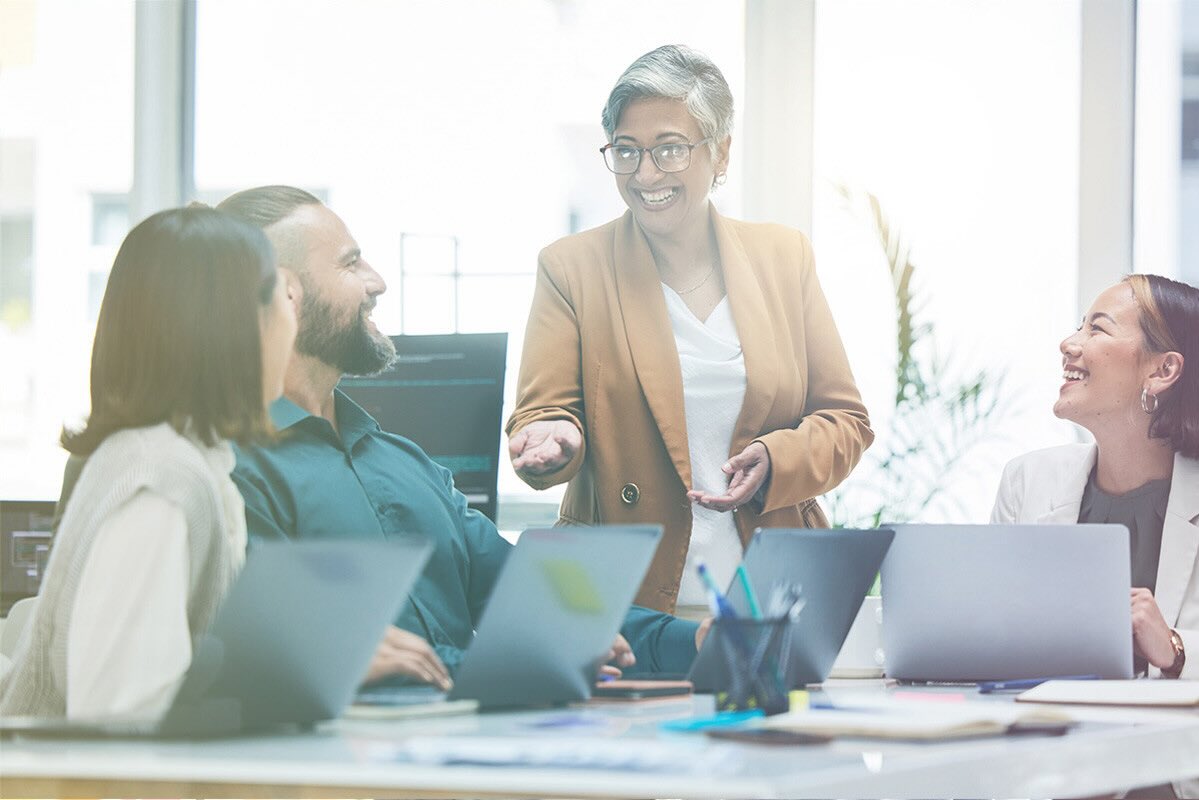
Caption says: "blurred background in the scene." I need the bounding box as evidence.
[0,0,1192,528]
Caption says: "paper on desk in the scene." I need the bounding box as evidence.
[403,735,742,773]
[762,702,1072,741]
[1016,680,1199,708]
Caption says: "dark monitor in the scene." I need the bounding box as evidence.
[1,500,55,615]
[339,333,507,522]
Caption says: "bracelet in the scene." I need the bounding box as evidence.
[1162,628,1186,679]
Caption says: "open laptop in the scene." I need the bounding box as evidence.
[361,525,663,710]
[880,523,1133,681]
[1,538,432,737]
[687,528,895,691]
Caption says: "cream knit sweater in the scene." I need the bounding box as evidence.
[0,423,244,717]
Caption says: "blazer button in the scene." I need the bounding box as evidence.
[620,483,640,505]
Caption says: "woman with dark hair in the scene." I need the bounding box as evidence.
[993,274,1198,686]
[0,206,296,719]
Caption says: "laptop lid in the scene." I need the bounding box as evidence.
[688,528,894,691]
[880,524,1133,681]
[160,538,433,735]
[449,525,662,709]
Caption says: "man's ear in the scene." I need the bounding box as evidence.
[282,268,302,302]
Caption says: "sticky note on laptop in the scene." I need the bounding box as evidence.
[539,559,605,614]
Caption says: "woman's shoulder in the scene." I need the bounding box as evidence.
[84,423,222,495]
[718,215,811,249]
[1002,443,1095,478]
[539,217,624,263]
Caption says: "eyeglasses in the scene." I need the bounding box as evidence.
[599,138,712,174]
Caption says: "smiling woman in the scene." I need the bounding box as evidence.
[993,275,1199,688]
[506,45,874,618]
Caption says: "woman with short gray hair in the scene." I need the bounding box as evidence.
[508,45,873,625]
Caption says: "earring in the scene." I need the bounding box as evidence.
[1140,387,1159,414]
[713,173,727,188]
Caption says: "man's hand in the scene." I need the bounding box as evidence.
[1130,588,1178,669]
[598,633,635,679]
[509,420,582,477]
[362,625,452,690]
[695,617,713,651]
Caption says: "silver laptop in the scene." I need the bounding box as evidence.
[447,525,663,708]
[881,524,1133,681]
[2,538,432,737]
[688,528,895,691]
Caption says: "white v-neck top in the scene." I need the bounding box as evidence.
[662,285,748,609]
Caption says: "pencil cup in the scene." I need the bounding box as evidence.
[710,616,792,715]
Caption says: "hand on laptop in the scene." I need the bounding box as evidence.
[598,633,636,678]
[695,617,713,651]
[1130,588,1177,669]
[363,625,452,690]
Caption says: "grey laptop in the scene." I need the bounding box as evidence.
[880,523,1134,681]
[2,538,432,737]
[688,528,895,691]
[446,525,663,708]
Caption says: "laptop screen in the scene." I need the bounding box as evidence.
[1,500,55,615]
[339,333,507,522]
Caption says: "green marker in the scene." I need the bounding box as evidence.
[735,563,762,619]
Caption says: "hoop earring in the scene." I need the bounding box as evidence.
[1140,387,1159,414]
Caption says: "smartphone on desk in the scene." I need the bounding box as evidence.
[591,679,693,699]
[704,727,832,746]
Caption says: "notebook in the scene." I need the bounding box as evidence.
[1016,680,1199,708]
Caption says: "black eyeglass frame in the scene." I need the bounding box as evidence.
[598,137,714,174]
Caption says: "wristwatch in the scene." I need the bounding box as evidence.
[1162,628,1186,679]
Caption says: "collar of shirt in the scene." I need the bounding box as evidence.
[269,389,380,451]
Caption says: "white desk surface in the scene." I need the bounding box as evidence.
[3,688,1198,799]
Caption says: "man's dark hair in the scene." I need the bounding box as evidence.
[216,185,322,230]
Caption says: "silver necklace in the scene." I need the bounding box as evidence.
[672,266,716,296]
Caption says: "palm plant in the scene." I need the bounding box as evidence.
[823,187,1009,528]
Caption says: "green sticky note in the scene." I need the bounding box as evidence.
[539,558,605,614]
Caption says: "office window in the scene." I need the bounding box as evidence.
[812,0,1082,523]
[0,0,134,500]
[193,0,745,502]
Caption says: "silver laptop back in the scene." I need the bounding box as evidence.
[881,524,1133,681]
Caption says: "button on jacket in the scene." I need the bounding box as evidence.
[507,207,874,613]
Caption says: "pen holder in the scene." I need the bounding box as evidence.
[710,616,792,716]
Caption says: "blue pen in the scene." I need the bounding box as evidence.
[977,674,1100,693]
[697,563,738,619]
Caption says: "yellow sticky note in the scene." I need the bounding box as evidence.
[539,558,605,614]
[789,690,810,712]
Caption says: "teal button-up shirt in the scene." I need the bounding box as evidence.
[231,390,697,676]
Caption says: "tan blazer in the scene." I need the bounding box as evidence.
[991,443,1199,681]
[507,207,874,612]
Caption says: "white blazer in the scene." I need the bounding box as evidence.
[992,443,1199,681]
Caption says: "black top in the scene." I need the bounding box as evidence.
[1078,469,1172,675]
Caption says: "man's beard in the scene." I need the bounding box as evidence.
[295,290,396,376]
